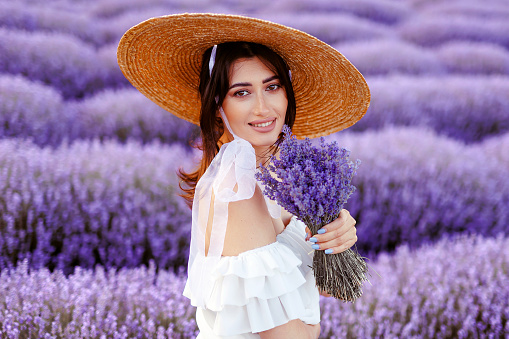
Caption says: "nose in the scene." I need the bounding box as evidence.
[253,93,270,116]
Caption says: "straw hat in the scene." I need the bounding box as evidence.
[117,13,370,139]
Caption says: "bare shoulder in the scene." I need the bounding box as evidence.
[222,184,277,256]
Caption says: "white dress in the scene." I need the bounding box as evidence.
[187,216,321,338]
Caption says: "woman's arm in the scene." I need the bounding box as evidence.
[221,184,278,256]
[259,320,320,339]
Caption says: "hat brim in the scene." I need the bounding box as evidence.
[117,13,370,139]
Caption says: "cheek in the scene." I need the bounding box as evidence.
[278,99,288,119]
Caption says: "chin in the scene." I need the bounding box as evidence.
[251,136,280,149]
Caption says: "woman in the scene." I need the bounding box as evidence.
[118,13,370,338]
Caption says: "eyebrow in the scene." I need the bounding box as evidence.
[229,75,280,90]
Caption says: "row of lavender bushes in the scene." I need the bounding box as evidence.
[1,234,506,338]
[330,127,509,254]
[0,75,197,148]
[0,137,195,275]
[1,0,508,336]
[3,1,509,47]
[2,73,507,148]
[345,75,509,143]
[1,126,507,273]
[2,24,509,99]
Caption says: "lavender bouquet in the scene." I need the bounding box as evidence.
[256,125,369,302]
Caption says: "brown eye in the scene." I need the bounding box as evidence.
[267,84,281,91]
[234,90,249,97]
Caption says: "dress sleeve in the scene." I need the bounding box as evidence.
[276,217,315,276]
[203,242,320,336]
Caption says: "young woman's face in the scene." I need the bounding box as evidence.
[221,57,288,156]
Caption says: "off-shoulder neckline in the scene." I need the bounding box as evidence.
[221,216,298,258]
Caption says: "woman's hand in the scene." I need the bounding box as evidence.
[305,209,357,255]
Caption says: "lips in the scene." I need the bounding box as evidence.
[248,118,277,132]
[249,118,275,127]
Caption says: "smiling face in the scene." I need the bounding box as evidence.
[221,57,288,157]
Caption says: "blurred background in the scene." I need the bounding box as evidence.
[0,0,508,338]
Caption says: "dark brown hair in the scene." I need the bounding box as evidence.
[178,42,296,207]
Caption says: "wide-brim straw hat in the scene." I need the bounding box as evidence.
[117,13,370,139]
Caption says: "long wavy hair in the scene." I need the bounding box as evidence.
[178,42,297,207]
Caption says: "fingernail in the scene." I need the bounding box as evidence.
[309,237,318,243]
[311,244,320,250]
[317,228,326,234]
[325,249,333,254]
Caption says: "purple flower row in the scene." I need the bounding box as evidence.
[0,2,110,47]
[2,2,509,102]
[319,233,509,338]
[0,260,198,338]
[336,40,509,76]
[70,88,198,147]
[398,13,509,49]
[421,1,509,20]
[0,75,71,147]
[2,124,508,272]
[259,12,394,45]
[327,126,509,255]
[0,75,198,148]
[0,28,122,99]
[0,1,227,49]
[1,234,507,338]
[268,0,411,25]
[0,0,509,51]
[0,137,195,275]
[3,73,506,150]
[4,0,508,49]
[353,75,509,143]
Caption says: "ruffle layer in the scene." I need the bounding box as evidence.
[188,216,320,337]
[197,223,319,336]
[207,242,306,309]
[200,276,319,336]
[276,217,315,277]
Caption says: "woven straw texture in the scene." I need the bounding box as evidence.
[117,13,370,139]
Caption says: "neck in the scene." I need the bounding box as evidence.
[254,145,278,168]
[219,132,278,167]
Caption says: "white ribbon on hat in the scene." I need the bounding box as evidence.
[183,105,281,308]
[208,44,217,77]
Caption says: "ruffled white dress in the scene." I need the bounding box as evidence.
[183,109,320,337]
[189,216,320,338]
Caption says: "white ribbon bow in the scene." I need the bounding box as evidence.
[185,108,281,308]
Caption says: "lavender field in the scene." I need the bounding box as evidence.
[1,0,508,338]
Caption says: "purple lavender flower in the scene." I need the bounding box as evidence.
[436,41,509,75]
[353,75,509,143]
[2,234,506,338]
[258,12,393,45]
[0,259,199,338]
[0,137,196,275]
[0,74,71,148]
[398,14,509,48]
[327,126,509,256]
[69,88,199,147]
[0,28,107,99]
[256,125,367,301]
[267,0,411,25]
[319,234,509,338]
[335,39,446,76]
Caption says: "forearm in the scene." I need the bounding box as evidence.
[259,319,320,339]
